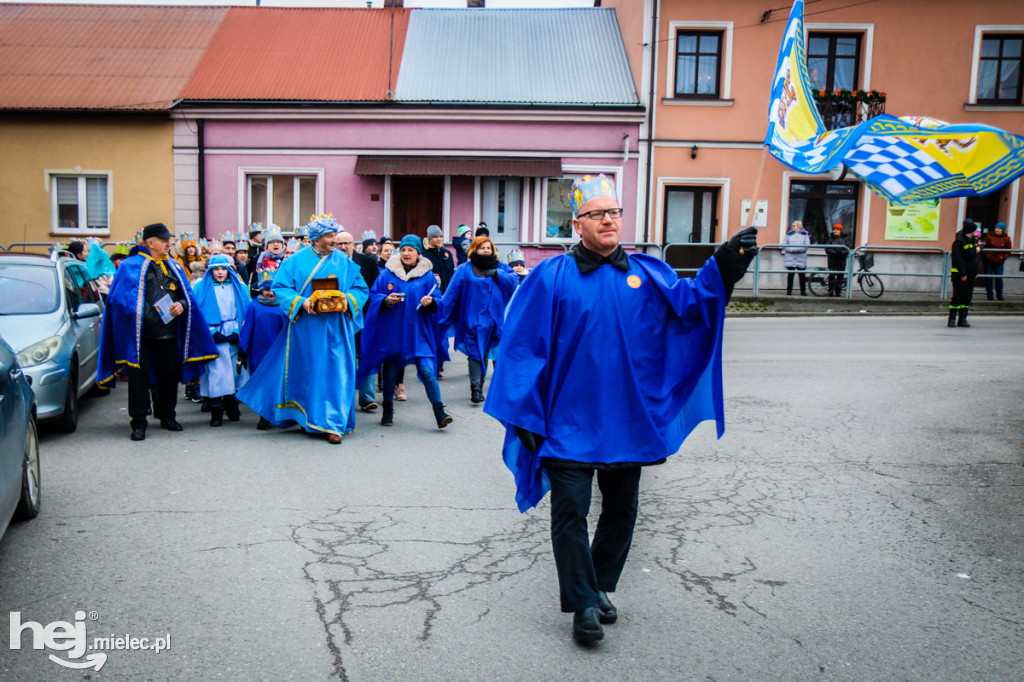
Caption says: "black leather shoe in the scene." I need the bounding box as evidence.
[160,419,184,432]
[130,426,146,441]
[572,607,604,643]
[596,592,617,624]
[256,417,273,431]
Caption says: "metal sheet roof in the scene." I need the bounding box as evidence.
[0,4,228,111]
[354,156,562,177]
[181,7,410,102]
[395,9,639,106]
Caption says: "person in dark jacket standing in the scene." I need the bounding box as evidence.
[981,222,1011,301]
[949,219,980,327]
[422,225,455,292]
[825,223,851,296]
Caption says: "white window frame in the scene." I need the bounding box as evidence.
[541,165,623,244]
[665,21,734,104]
[46,170,112,236]
[237,166,324,231]
[804,23,874,91]
[968,25,1024,106]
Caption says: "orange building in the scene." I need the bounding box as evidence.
[608,0,1024,292]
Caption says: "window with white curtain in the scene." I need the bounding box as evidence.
[247,174,318,230]
[977,34,1023,104]
[51,174,109,233]
[481,177,521,246]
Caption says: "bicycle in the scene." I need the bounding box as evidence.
[806,252,884,298]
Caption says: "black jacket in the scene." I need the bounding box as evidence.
[423,246,455,292]
[352,251,379,291]
[951,230,979,277]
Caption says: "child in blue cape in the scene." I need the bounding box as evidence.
[238,270,289,430]
[193,254,251,426]
[357,235,452,429]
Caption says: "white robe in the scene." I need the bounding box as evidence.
[200,285,250,398]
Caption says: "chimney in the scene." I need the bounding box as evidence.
[383,0,403,6]
[468,0,485,7]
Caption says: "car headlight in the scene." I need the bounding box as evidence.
[16,336,62,368]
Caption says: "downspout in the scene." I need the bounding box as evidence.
[642,0,658,244]
[197,119,206,238]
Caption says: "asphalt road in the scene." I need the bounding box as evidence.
[1,316,1022,681]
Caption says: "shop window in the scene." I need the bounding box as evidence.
[788,181,858,245]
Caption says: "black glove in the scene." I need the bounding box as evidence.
[212,331,229,344]
[714,226,759,291]
[228,332,240,346]
[514,426,545,454]
[236,350,247,371]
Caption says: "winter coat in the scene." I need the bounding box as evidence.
[782,228,810,268]
[981,232,1012,266]
[951,230,979,278]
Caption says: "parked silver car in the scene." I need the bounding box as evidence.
[0,334,40,539]
[0,252,103,432]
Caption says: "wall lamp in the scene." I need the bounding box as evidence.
[691,144,699,160]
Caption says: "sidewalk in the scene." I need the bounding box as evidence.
[727,289,1024,316]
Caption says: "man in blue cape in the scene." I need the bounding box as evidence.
[484,175,757,643]
[97,222,219,441]
[237,216,368,444]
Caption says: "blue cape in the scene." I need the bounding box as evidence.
[86,244,116,280]
[484,254,728,512]
[96,247,219,386]
[437,263,517,361]
[239,298,288,373]
[236,246,368,437]
[192,264,251,330]
[356,258,443,383]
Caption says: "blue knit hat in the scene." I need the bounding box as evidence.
[399,234,423,254]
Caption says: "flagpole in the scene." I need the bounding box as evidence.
[743,144,770,228]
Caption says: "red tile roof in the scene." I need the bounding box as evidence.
[181,7,411,102]
[0,4,229,111]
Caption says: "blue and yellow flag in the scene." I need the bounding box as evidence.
[765,1,1024,204]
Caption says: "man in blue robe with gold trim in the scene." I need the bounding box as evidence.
[97,222,219,441]
[485,175,758,644]
[237,216,368,445]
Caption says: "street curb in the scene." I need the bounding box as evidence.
[726,296,1024,317]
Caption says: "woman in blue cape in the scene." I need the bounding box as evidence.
[357,235,451,429]
[236,217,368,445]
[437,235,517,404]
[192,253,251,426]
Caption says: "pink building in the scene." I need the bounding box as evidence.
[175,7,644,266]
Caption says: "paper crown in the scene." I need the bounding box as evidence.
[114,242,131,255]
[179,232,197,246]
[293,225,308,237]
[570,174,618,216]
[264,226,284,244]
[248,222,264,234]
[86,237,103,246]
[309,212,333,223]
[49,243,69,255]
[219,232,237,244]
[361,230,377,241]
[134,230,145,245]
[199,238,209,248]
[286,238,301,249]
[507,250,525,264]
[256,269,275,289]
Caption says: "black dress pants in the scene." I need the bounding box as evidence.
[128,338,181,427]
[548,466,642,612]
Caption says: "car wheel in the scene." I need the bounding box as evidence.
[14,417,40,521]
[55,365,78,433]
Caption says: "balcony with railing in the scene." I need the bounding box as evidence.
[812,90,886,130]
